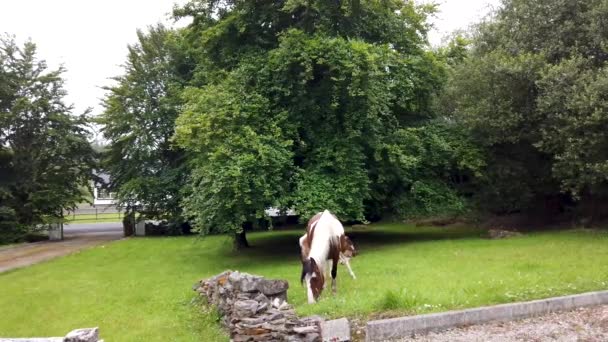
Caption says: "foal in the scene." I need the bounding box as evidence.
[299,210,346,303]
[338,235,357,279]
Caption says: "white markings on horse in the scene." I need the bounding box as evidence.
[299,210,354,303]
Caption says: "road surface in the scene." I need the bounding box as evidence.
[64,222,123,236]
[0,222,123,273]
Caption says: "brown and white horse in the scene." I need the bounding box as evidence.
[299,218,357,280]
[299,210,355,303]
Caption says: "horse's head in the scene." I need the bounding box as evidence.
[300,257,324,303]
[340,235,357,258]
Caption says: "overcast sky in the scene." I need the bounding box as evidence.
[0,0,500,117]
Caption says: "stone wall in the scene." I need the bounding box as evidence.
[0,327,101,342]
[193,271,323,342]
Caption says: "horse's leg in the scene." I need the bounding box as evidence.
[342,255,356,280]
[323,260,331,289]
[331,256,338,294]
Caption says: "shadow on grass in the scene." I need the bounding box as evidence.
[222,223,484,261]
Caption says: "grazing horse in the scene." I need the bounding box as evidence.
[299,210,347,303]
[299,221,358,280]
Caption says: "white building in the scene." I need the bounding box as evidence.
[92,172,115,205]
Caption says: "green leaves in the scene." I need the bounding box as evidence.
[169,0,459,237]
[537,57,608,197]
[372,123,483,218]
[175,75,294,235]
[100,25,192,222]
[445,0,608,215]
[0,35,96,227]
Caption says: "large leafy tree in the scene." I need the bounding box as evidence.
[175,76,294,247]
[0,35,96,232]
[100,25,194,223]
[445,0,608,220]
[174,0,480,246]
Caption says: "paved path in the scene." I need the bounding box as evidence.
[401,305,608,342]
[0,222,123,273]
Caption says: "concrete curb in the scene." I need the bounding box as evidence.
[366,290,608,341]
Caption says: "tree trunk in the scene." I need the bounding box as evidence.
[234,230,250,249]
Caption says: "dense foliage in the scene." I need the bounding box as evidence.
[100,25,193,222]
[88,0,608,246]
[170,0,481,245]
[445,0,608,221]
[0,36,96,242]
[7,0,608,246]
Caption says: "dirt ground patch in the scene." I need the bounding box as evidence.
[0,232,122,273]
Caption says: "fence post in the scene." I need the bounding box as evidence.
[48,222,63,241]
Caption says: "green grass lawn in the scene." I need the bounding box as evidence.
[1,223,608,340]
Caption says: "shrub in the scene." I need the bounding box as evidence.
[0,206,26,244]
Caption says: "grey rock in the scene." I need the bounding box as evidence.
[234,300,259,317]
[299,315,324,326]
[211,270,233,283]
[63,327,99,342]
[241,317,266,325]
[321,318,350,342]
[271,332,284,340]
[251,333,272,341]
[272,291,288,303]
[283,311,298,321]
[228,271,242,281]
[259,279,289,296]
[0,339,63,342]
[304,333,321,342]
[238,275,260,293]
[233,275,288,296]
[237,323,263,329]
[238,293,253,300]
[232,334,251,342]
[293,326,318,335]
[262,322,288,333]
[269,318,287,326]
[257,302,269,313]
[267,311,285,321]
[254,293,269,303]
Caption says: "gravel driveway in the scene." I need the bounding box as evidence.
[400,305,608,342]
